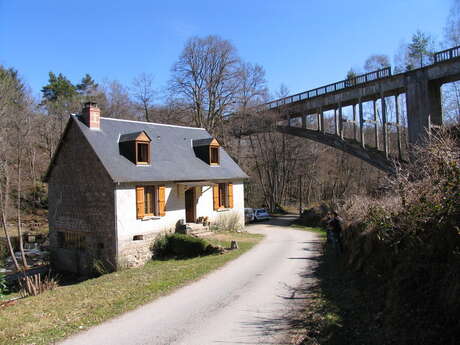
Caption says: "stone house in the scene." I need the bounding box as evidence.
[44,102,248,275]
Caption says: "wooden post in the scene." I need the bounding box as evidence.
[373,99,379,150]
[287,115,291,127]
[395,94,402,159]
[359,98,365,148]
[301,114,307,129]
[381,92,389,158]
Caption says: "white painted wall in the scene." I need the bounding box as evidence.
[195,181,245,227]
[115,184,183,243]
[115,180,245,255]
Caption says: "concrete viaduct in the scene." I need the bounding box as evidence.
[261,45,460,173]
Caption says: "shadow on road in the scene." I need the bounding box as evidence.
[237,236,388,345]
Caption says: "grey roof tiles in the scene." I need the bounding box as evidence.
[72,115,248,183]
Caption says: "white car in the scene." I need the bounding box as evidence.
[254,208,270,221]
[244,208,255,223]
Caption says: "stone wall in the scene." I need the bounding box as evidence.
[47,118,116,275]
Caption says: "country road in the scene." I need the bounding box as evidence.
[59,216,322,345]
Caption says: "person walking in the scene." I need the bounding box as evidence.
[328,211,344,255]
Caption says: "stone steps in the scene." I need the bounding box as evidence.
[186,223,214,238]
[190,231,214,238]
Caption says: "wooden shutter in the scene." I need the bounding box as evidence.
[213,184,219,210]
[158,186,166,216]
[136,186,145,219]
[228,183,234,208]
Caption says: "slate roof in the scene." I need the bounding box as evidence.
[192,138,214,147]
[119,131,151,142]
[71,115,248,183]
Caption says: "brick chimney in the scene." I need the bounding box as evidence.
[81,102,100,130]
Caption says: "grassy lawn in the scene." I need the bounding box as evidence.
[290,224,327,238]
[0,232,263,345]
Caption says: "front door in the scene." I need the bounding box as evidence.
[185,188,196,223]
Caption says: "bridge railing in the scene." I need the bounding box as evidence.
[266,67,392,109]
[434,45,460,63]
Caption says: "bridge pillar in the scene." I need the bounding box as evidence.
[395,94,403,159]
[352,104,358,141]
[381,93,389,158]
[373,100,379,150]
[406,77,442,144]
[359,99,365,148]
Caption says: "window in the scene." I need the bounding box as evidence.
[119,131,152,165]
[218,183,227,208]
[144,186,157,216]
[192,138,220,165]
[57,231,86,249]
[213,183,234,210]
[133,235,144,241]
[136,185,166,219]
[136,142,150,164]
[210,146,219,165]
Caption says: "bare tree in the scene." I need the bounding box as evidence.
[132,73,156,122]
[443,0,460,123]
[169,35,241,135]
[364,54,390,71]
[100,80,136,119]
[0,66,30,270]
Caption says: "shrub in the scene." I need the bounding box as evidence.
[152,234,210,259]
[0,272,7,298]
[0,239,8,262]
[151,233,169,258]
[213,211,243,232]
[19,273,59,297]
[338,126,460,345]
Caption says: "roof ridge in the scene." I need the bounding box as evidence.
[99,117,207,130]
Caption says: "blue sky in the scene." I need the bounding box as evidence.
[0,0,453,100]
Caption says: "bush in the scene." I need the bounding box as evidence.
[213,211,243,232]
[151,233,169,258]
[0,272,7,298]
[0,239,8,262]
[338,127,460,345]
[298,203,332,227]
[152,234,210,259]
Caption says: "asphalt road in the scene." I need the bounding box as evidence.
[59,216,321,345]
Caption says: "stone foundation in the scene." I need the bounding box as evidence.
[118,232,159,268]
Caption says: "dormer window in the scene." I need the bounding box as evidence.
[193,138,220,166]
[119,131,152,165]
[210,145,219,165]
[137,142,150,164]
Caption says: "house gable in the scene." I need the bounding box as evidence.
[46,117,116,273]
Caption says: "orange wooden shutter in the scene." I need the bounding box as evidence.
[228,183,234,208]
[213,184,219,210]
[136,186,145,219]
[158,186,166,216]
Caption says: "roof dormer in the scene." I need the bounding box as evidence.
[193,138,220,166]
[119,131,152,165]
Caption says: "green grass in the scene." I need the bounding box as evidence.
[0,232,263,345]
[290,224,327,238]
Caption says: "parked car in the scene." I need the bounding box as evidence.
[244,208,255,223]
[254,208,270,221]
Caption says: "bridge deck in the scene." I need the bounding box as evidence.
[268,46,460,117]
